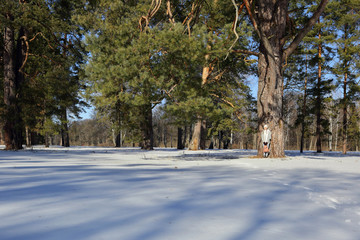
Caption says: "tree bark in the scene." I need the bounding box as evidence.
[177,127,184,149]
[245,0,328,157]
[255,0,286,157]
[140,104,154,150]
[316,27,322,153]
[189,44,211,151]
[115,131,121,147]
[3,15,25,150]
[61,107,70,147]
[25,126,31,147]
[3,17,16,150]
[189,119,203,150]
[300,52,308,153]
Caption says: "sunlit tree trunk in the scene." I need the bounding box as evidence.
[189,49,210,150]
[247,0,328,157]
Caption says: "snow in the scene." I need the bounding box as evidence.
[1,146,360,240]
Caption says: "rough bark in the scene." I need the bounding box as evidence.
[3,18,16,150]
[189,119,203,150]
[3,14,24,150]
[255,0,286,158]
[189,44,211,151]
[248,0,328,157]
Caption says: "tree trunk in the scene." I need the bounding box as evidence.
[335,117,339,151]
[253,0,328,157]
[25,126,31,147]
[140,104,153,150]
[343,72,348,154]
[3,15,24,150]
[329,108,333,151]
[189,44,210,151]
[300,51,308,153]
[255,0,286,158]
[189,119,202,150]
[3,20,16,150]
[177,127,184,149]
[257,53,285,157]
[183,126,187,148]
[115,131,121,147]
[163,127,167,148]
[342,23,349,155]
[315,28,322,153]
[45,132,50,148]
[61,107,70,147]
[218,131,222,149]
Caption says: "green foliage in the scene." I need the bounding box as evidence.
[0,0,88,145]
[83,0,255,145]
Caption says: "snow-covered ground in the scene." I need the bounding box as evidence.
[1,146,360,240]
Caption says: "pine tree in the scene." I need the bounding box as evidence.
[236,0,328,157]
[328,0,360,154]
[1,0,87,149]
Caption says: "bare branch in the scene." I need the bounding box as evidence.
[232,49,259,56]
[166,0,175,25]
[139,0,162,32]
[18,36,29,74]
[210,93,245,123]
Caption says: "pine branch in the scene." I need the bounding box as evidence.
[232,49,259,56]
[283,0,329,58]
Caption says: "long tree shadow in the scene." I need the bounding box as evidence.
[1,151,360,239]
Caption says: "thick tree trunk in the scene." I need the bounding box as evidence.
[3,19,16,150]
[257,51,285,157]
[253,0,328,157]
[3,15,27,150]
[140,104,153,150]
[189,45,210,151]
[255,0,287,158]
[189,119,204,150]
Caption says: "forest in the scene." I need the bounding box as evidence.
[1,0,359,157]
